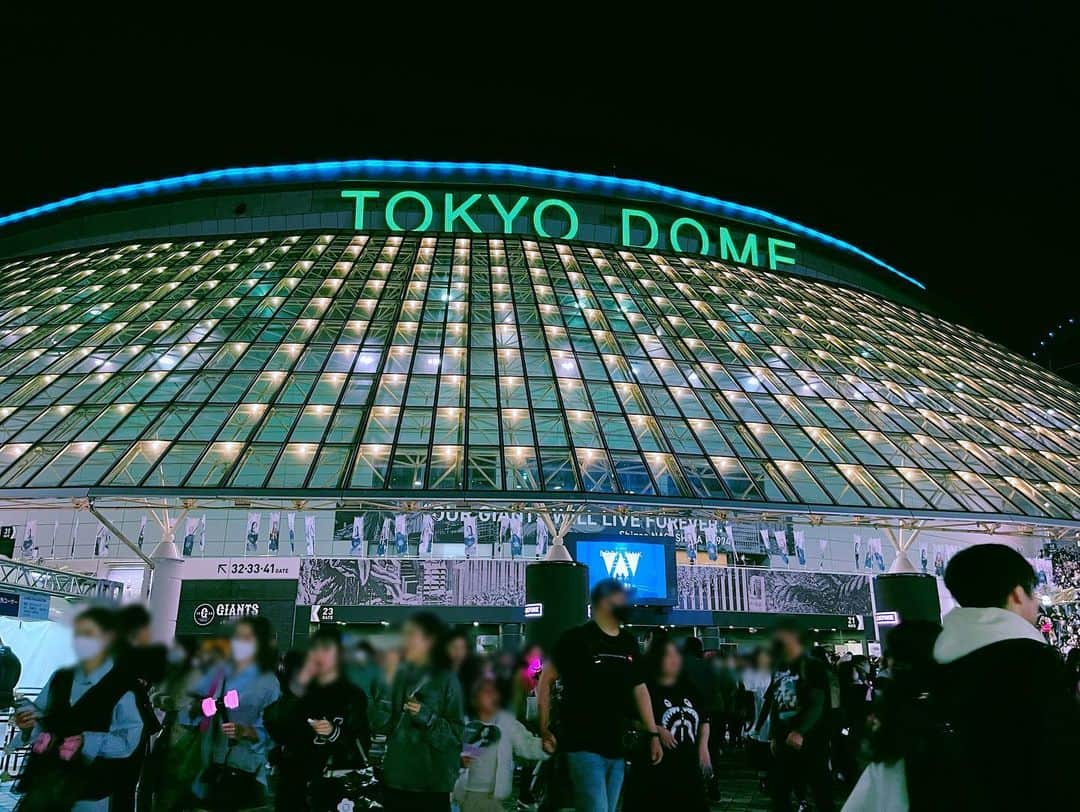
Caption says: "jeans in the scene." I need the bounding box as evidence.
[565,751,625,812]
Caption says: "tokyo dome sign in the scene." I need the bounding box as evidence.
[341,189,798,271]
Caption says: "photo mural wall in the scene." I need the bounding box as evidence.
[296,557,873,616]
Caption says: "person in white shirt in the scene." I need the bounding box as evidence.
[454,674,548,812]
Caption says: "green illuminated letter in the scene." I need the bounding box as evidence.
[621,208,659,249]
[488,194,530,234]
[341,190,380,229]
[670,217,710,255]
[533,198,579,240]
[719,227,760,266]
[385,190,434,232]
[444,193,483,233]
[768,238,797,270]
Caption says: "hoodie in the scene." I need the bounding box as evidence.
[931,606,1080,810]
[932,606,1047,664]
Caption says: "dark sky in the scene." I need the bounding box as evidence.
[2,11,1077,382]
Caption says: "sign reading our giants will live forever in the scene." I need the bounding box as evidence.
[340,189,798,272]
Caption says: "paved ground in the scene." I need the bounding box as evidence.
[0,750,783,811]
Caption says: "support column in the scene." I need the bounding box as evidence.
[525,561,589,654]
[872,572,941,641]
[148,536,185,644]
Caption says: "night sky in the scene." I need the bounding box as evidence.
[2,11,1077,383]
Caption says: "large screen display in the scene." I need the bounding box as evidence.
[567,533,676,606]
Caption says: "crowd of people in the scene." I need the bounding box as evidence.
[6,541,1080,811]
[1047,541,1080,592]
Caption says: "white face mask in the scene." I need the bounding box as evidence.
[231,638,257,663]
[73,635,106,662]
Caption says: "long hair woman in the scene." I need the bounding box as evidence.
[623,631,711,812]
[379,611,465,812]
[185,614,281,810]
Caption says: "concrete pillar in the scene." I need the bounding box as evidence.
[148,537,185,644]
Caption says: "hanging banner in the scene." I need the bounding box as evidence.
[304,515,316,556]
[794,530,806,567]
[94,523,110,557]
[136,515,147,551]
[350,515,365,556]
[245,512,261,552]
[182,517,199,557]
[268,512,281,553]
[287,512,296,553]
[20,519,37,559]
[419,513,435,557]
[199,514,207,553]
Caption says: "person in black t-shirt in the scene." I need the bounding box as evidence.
[764,619,833,812]
[537,578,662,812]
[624,632,710,812]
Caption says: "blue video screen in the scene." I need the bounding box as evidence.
[568,533,676,606]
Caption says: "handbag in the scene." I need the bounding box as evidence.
[202,763,265,810]
[309,732,383,811]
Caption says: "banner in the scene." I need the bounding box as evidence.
[683,520,698,564]
[136,515,147,551]
[772,529,789,565]
[350,515,365,556]
[419,513,435,557]
[245,512,261,552]
[702,521,718,561]
[304,515,316,556]
[199,514,207,553]
[182,517,199,557]
[794,530,806,567]
[20,519,37,559]
[534,518,549,559]
[287,512,296,553]
[268,512,281,553]
[94,523,110,557]
[70,513,80,557]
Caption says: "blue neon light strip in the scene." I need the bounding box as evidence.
[0,159,925,289]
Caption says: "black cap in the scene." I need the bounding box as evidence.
[590,577,627,605]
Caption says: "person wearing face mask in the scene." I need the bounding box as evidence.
[536,578,663,812]
[13,607,145,812]
[184,615,281,810]
[264,627,372,811]
[143,641,204,812]
[379,610,465,812]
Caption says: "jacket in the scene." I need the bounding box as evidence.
[452,710,548,801]
[377,663,464,793]
[263,676,371,779]
[932,606,1080,809]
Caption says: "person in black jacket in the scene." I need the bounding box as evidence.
[932,543,1080,809]
[264,627,372,812]
[764,618,832,812]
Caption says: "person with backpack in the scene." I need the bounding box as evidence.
[931,543,1080,809]
[12,607,145,812]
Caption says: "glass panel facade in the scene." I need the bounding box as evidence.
[0,232,1077,523]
